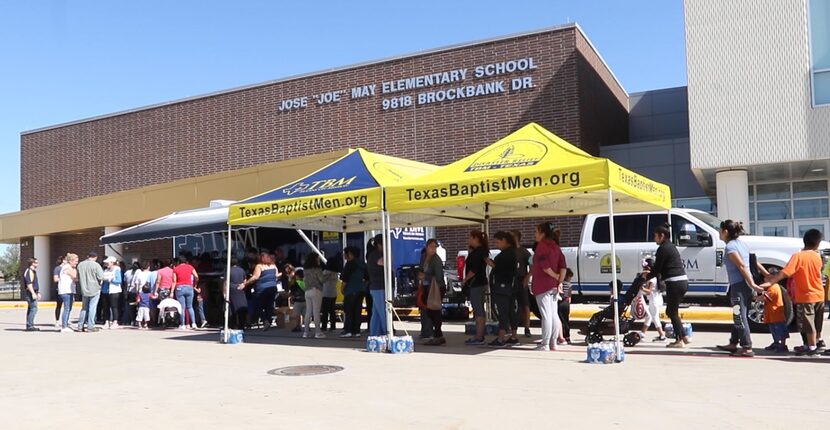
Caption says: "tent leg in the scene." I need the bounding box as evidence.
[382,211,394,338]
[223,225,233,344]
[296,229,327,265]
[483,203,494,323]
[608,189,622,361]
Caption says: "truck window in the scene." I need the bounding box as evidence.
[649,214,711,246]
[591,215,649,243]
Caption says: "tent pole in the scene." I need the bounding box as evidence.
[296,229,327,265]
[223,224,233,343]
[608,189,622,361]
[483,203,494,323]
[382,210,394,338]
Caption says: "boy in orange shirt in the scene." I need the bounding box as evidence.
[760,283,789,353]
[763,229,825,356]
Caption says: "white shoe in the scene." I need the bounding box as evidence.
[111,322,119,329]
[55,322,61,329]
[200,321,208,328]
[178,325,186,330]
[60,327,73,333]
[190,324,197,330]
[315,332,326,339]
[339,333,353,338]
[302,332,309,338]
[533,344,550,352]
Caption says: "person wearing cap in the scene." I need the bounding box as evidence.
[77,251,104,332]
[102,256,123,329]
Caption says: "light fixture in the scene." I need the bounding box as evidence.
[811,168,825,173]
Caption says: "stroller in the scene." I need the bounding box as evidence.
[584,276,646,346]
[157,298,182,328]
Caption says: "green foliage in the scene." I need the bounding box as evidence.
[0,245,20,281]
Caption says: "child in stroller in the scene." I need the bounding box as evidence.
[157,298,182,328]
[584,275,646,346]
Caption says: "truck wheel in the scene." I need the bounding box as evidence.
[747,300,768,333]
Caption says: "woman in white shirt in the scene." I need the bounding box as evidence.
[58,253,79,333]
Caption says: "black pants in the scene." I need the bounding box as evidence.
[108,293,122,322]
[321,297,337,331]
[558,299,571,340]
[426,308,443,337]
[55,292,62,321]
[343,293,364,335]
[253,288,277,325]
[232,307,248,330]
[493,294,517,332]
[665,280,688,340]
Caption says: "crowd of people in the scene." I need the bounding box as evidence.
[18,220,830,358]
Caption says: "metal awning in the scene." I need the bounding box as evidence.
[100,201,252,245]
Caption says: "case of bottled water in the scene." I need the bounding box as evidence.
[389,335,415,354]
[664,322,693,339]
[587,341,624,364]
[366,336,389,353]
[219,329,244,344]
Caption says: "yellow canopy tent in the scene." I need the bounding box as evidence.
[224,149,440,340]
[385,123,672,359]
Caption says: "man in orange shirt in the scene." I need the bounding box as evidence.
[763,229,824,356]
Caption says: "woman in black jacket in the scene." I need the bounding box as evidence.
[647,224,690,348]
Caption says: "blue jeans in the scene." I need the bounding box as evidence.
[25,293,38,329]
[78,293,101,330]
[59,294,74,329]
[176,285,196,326]
[729,282,753,348]
[369,289,387,336]
[196,296,207,325]
[770,322,789,344]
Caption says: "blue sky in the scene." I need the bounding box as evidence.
[0,0,686,215]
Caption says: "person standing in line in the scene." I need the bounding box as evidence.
[340,247,366,338]
[762,229,826,356]
[320,259,340,332]
[531,223,567,351]
[366,235,388,337]
[135,284,153,330]
[463,230,489,345]
[52,256,66,329]
[57,254,79,333]
[416,250,433,341]
[243,252,279,331]
[172,256,199,330]
[557,268,574,345]
[139,260,160,326]
[302,253,327,339]
[647,224,690,348]
[715,220,764,357]
[487,231,519,347]
[289,268,306,332]
[77,251,104,332]
[510,230,532,338]
[422,239,447,346]
[102,256,123,329]
[22,258,40,331]
[228,257,248,330]
[195,279,209,328]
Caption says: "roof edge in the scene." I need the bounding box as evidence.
[22,23,578,136]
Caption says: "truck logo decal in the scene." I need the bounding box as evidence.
[684,259,699,271]
[600,254,621,274]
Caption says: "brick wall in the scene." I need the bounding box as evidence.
[20,26,628,260]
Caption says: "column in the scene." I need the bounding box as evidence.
[33,236,51,301]
[103,227,123,261]
[715,169,750,225]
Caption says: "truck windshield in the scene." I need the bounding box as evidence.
[688,211,723,231]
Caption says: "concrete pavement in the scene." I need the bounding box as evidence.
[1,307,828,430]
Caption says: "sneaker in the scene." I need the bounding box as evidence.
[774,344,789,353]
[464,337,486,345]
[716,344,739,353]
[818,339,826,349]
[505,338,520,346]
[352,333,361,339]
[533,344,550,352]
[111,322,119,329]
[25,327,39,332]
[200,321,208,328]
[557,338,567,345]
[178,325,186,330]
[764,343,778,351]
[88,327,101,332]
[730,348,755,357]
[315,332,326,339]
[339,333,353,338]
[54,321,61,330]
[191,324,198,330]
[653,336,667,342]
[488,338,507,347]
[60,327,73,333]
[424,338,441,346]
[302,332,309,338]
[524,328,531,338]
[796,348,821,357]
[794,345,808,354]
[666,340,686,349]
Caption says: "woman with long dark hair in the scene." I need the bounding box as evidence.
[463,230,489,345]
[421,239,447,346]
[531,223,567,351]
[487,231,519,347]
[647,224,690,348]
[716,220,764,357]
[366,234,387,337]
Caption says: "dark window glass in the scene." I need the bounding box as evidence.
[591,215,649,243]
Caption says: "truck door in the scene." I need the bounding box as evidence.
[579,214,650,295]
[648,214,721,297]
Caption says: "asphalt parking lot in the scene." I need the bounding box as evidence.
[2,307,828,430]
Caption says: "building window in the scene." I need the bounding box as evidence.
[810,0,830,106]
